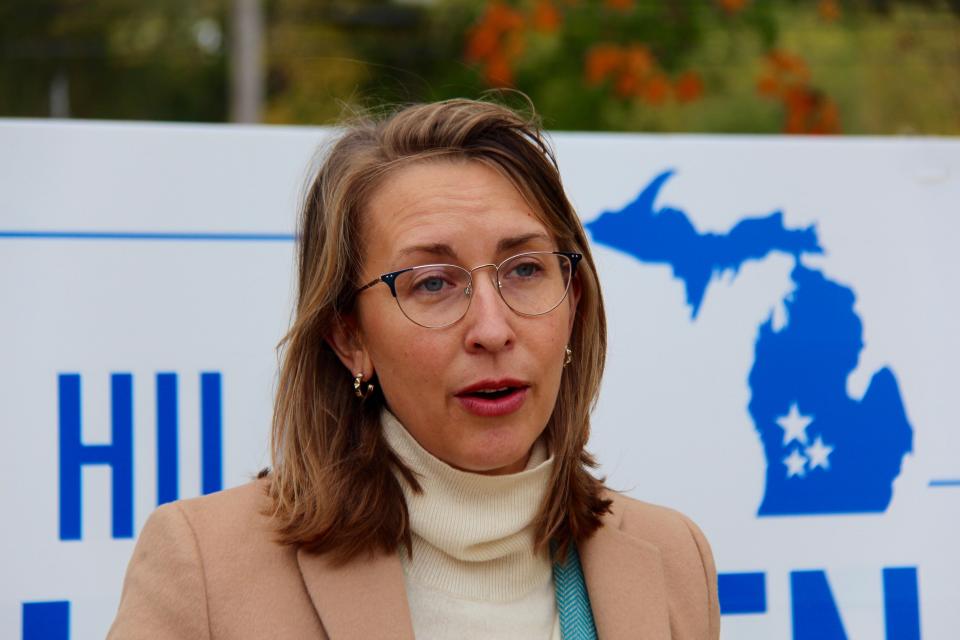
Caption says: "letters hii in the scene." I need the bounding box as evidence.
[58,371,223,540]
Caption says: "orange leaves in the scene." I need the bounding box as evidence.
[757,50,840,134]
[465,1,527,86]
[457,0,855,132]
[757,49,810,95]
[757,50,808,100]
[465,0,706,105]
[484,54,516,87]
[818,0,841,23]
[532,0,561,32]
[783,87,840,134]
[623,45,654,78]
[465,0,562,86]
[484,2,525,31]
[643,74,671,104]
[586,43,704,105]
[604,0,635,12]
[585,44,623,85]
[674,70,704,103]
[770,50,809,77]
[717,0,748,14]
[757,73,779,98]
[586,44,654,98]
[465,25,500,62]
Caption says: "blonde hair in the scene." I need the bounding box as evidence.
[267,98,611,563]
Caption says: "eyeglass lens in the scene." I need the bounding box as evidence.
[392,252,573,328]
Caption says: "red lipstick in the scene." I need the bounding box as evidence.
[454,378,530,417]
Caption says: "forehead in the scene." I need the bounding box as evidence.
[362,159,555,270]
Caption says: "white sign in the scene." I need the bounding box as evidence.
[1,120,957,639]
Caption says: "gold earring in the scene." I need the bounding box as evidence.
[564,346,573,366]
[353,372,375,399]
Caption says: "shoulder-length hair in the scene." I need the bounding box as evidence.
[267,98,611,563]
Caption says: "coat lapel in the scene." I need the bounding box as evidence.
[579,508,671,639]
[297,547,414,640]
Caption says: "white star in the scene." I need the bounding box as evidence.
[805,436,834,471]
[776,403,814,446]
[783,448,808,478]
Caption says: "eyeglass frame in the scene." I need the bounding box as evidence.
[355,250,583,328]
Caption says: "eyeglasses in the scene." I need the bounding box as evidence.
[357,251,582,328]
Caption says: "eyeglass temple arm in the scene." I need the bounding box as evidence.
[357,278,381,293]
[561,252,582,275]
[356,271,404,296]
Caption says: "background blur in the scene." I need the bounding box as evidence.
[1,0,958,135]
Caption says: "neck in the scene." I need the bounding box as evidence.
[381,409,555,601]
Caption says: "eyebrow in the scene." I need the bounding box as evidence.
[497,232,553,253]
[396,232,553,262]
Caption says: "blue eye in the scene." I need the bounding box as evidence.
[511,262,541,278]
[419,277,446,292]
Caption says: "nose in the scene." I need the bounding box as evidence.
[461,267,515,354]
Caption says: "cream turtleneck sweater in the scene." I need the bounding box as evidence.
[381,410,561,640]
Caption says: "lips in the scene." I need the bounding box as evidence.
[455,378,530,417]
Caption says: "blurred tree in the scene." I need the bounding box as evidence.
[436,0,959,133]
[260,0,421,124]
[1,0,957,134]
[0,0,227,120]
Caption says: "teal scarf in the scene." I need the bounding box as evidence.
[552,544,599,639]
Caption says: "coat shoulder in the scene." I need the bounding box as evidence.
[167,478,297,580]
[605,492,711,553]
[174,477,275,537]
[603,492,721,638]
[115,478,324,638]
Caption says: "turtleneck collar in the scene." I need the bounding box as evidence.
[381,409,555,601]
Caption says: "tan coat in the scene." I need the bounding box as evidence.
[108,480,720,639]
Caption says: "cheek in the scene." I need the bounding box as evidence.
[364,316,451,403]
[544,311,575,376]
[524,315,571,386]
[543,305,575,353]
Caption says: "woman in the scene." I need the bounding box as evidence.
[109,99,720,639]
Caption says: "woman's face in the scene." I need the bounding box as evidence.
[336,159,577,475]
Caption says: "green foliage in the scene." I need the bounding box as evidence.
[0,0,227,120]
[0,0,957,133]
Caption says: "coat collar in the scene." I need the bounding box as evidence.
[579,499,671,639]
[296,498,669,640]
[297,546,415,639]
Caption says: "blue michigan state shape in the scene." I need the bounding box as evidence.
[586,171,913,516]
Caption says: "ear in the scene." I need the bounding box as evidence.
[326,313,376,380]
